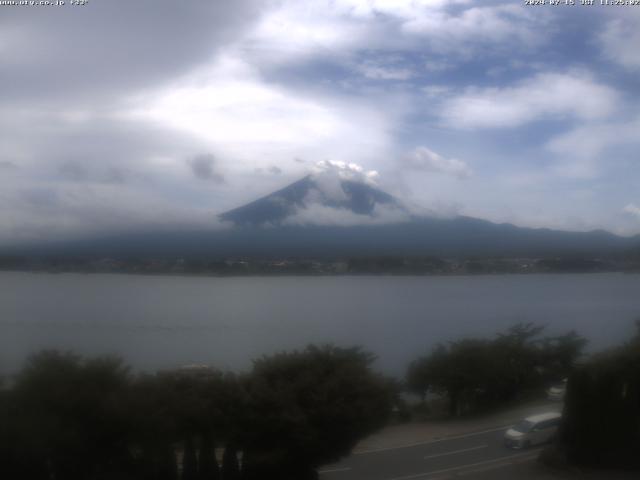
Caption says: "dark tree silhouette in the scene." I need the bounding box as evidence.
[239,345,394,479]
[183,436,198,480]
[198,433,220,480]
[540,330,588,380]
[407,324,587,416]
[2,345,394,479]
[558,322,640,468]
[126,373,180,480]
[221,444,241,480]
[8,351,134,479]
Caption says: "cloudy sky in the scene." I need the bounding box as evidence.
[1,0,640,244]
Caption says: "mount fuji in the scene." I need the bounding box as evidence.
[6,175,639,259]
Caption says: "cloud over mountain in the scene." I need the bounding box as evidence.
[220,170,406,227]
[404,147,471,179]
[1,1,640,244]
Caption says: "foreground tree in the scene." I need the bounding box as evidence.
[221,445,241,480]
[127,367,239,480]
[539,330,588,380]
[126,373,180,480]
[239,345,394,480]
[557,322,640,469]
[2,345,394,479]
[198,433,220,480]
[9,351,134,479]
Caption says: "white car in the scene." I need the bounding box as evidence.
[504,412,562,449]
[546,378,567,401]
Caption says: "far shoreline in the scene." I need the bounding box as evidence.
[1,268,638,279]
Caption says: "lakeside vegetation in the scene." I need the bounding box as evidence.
[407,323,587,417]
[0,346,393,480]
[2,254,640,276]
[1,322,638,478]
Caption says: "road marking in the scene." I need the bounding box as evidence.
[354,425,511,455]
[457,452,538,477]
[423,444,488,460]
[318,467,352,474]
[386,450,538,480]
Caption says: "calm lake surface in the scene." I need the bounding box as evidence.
[1,272,639,376]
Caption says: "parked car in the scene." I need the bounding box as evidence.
[546,378,568,401]
[504,412,562,449]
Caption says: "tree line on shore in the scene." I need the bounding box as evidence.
[406,323,587,416]
[0,346,394,480]
[2,254,637,276]
[407,322,640,469]
[1,322,638,479]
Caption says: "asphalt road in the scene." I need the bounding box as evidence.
[319,426,545,480]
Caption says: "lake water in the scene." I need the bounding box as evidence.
[1,272,638,377]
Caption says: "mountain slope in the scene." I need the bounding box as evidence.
[219,175,401,226]
[5,177,639,259]
[15,216,637,259]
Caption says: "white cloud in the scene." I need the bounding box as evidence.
[547,116,640,160]
[0,0,261,106]
[404,147,471,179]
[1,0,638,241]
[308,160,380,203]
[357,62,414,81]
[309,175,349,204]
[400,4,540,50]
[440,71,619,129]
[623,203,640,220]
[284,202,410,227]
[243,0,546,69]
[0,180,224,245]
[244,1,372,64]
[422,85,452,98]
[133,54,392,173]
[312,160,379,183]
[332,0,472,18]
[600,12,640,71]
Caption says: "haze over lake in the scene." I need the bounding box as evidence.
[1,272,638,376]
